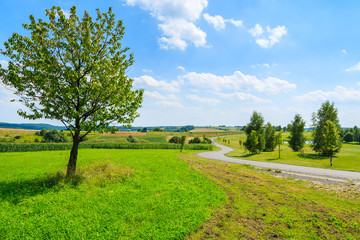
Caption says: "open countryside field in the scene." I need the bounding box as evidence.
[216,134,360,172]
[0,149,224,239]
[1,148,359,239]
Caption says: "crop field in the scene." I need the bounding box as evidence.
[0,149,224,239]
[215,134,360,172]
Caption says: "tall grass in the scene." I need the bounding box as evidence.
[0,142,213,152]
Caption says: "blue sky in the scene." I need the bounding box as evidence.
[1,0,360,127]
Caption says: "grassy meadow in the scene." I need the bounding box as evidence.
[0,149,225,239]
[1,147,359,239]
[215,134,360,172]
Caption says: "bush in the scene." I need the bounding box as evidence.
[127,135,139,143]
[189,137,201,144]
[42,129,68,143]
[40,128,47,136]
[168,136,180,144]
[14,135,22,139]
[34,138,39,143]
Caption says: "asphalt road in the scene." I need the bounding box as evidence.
[196,138,360,182]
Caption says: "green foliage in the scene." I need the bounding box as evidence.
[323,120,340,166]
[180,136,186,152]
[141,128,147,133]
[264,122,276,151]
[312,101,342,155]
[152,127,162,132]
[244,130,259,154]
[0,149,224,239]
[0,6,143,175]
[343,132,354,143]
[244,111,265,152]
[42,129,67,143]
[189,137,201,144]
[126,135,139,143]
[168,136,180,143]
[288,114,306,152]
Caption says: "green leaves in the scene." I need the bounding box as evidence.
[0,6,143,138]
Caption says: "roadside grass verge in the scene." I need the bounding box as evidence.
[180,152,360,239]
[216,135,360,172]
[0,149,225,239]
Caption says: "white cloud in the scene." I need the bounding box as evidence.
[61,9,70,18]
[181,71,296,94]
[156,100,183,108]
[186,94,221,105]
[177,66,186,72]
[134,75,180,92]
[251,63,278,69]
[144,90,166,99]
[249,24,287,48]
[142,69,153,73]
[216,92,270,103]
[0,60,9,69]
[295,86,360,102]
[203,13,242,31]
[341,49,348,54]
[125,0,208,50]
[345,62,360,72]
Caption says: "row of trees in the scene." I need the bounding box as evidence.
[243,101,341,165]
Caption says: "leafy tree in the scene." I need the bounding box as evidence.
[264,122,276,151]
[0,7,143,176]
[343,132,354,143]
[354,126,360,143]
[141,128,148,133]
[126,135,138,143]
[180,136,186,152]
[153,127,162,132]
[244,130,259,154]
[323,120,340,166]
[288,114,306,152]
[311,101,341,155]
[245,111,265,152]
[189,137,201,144]
[168,136,180,144]
[43,129,68,143]
[202,135,212,144]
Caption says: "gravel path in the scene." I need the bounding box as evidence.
[196,138,360,183]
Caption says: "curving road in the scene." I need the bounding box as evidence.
[196,137,360,182]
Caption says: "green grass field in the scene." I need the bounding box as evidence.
[0,149,225,239]
[216,134,360,172]
[180,152,360,239]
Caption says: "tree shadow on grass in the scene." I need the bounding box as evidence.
[297,153,328,160]
[0,172,84,205]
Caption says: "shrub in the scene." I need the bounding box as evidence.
[189,137,201,144]
[14,135,22,139]
[127,135,139,143]
[169,136,180,144]
[34,138,39,143]
[42,129,68,143]
[40,128,47,136]
[202,136,212,144]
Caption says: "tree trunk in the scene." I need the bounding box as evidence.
[330,155,333,166]
[66,134,80,177]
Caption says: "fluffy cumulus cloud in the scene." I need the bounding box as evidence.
[125,0,208,50]
[216,92,270,103]
[203,13,242,31]
[295,86,360,102]
[181,71,296,94]
[249,24,287,48]
[186,94,221,105]
[156,100,183,108]
[0,60,9,69]
[133,75,180,92]
[345,62,360,72]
